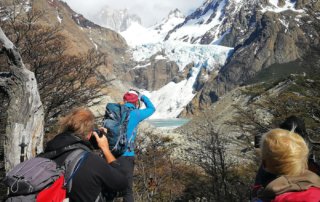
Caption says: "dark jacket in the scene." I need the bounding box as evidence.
[253,170,320,202]
[45,132,128,202]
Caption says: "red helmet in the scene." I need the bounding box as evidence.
[123,90,139,103]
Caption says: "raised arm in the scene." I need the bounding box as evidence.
[136,95,155,121]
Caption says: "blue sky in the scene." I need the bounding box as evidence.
[63,0,204,26]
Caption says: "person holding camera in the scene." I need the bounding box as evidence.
[44,107,128,202]
[117,90,156,202]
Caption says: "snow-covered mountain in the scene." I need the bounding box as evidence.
[121,8,233,119]
[152,9,185,39]
[136,42,232,119]
[88,6,142,32]
[121,0,320,120]
[2,0,319,123]
[191,0,320,113]
[58,0,319,121]
[165,0,305,45]
[121,9,185,46]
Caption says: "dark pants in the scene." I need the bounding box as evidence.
[117,156,135,202]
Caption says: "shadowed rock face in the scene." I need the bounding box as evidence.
[121,0,319,118]
[181,0,320,116]
[215,10,317,91]
[71,13,101,29]
[124,54,181,91]
[0,90,8,200]
[296,0,312,9]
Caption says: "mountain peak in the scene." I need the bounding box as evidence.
[168,8,184,19]
[91,6,141,32]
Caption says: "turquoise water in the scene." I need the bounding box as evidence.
[146,118,190,129]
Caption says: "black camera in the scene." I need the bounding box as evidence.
[89,129,104,149]
[94,129,103,137]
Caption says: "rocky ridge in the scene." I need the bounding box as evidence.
[178,0,320,115]
[0,0,138,117]
[177,77,299,163]
[118,0,319,119]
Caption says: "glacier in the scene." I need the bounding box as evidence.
[121,12,233,119]
[140,42,232,119]
[120,0,307,120]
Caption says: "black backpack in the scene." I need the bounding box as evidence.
[3,143,90,202]
[103,103,134,157]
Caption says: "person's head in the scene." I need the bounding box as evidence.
[279,115,307,138]
[123,90,139,107]
[254,116,307,148]
[59,107,95,140]
[260,128,309,176]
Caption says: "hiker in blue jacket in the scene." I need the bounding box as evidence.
[118,90,156,202]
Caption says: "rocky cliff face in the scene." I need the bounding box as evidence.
[90,6,142,32]
[178,0,320,114]
[23,0,319,120]
[165,0,262,44]
[56,1,129,54]
[179,55,320,158]
[1,0,134,115]
[123,53,181,90]
[48,0,137,115]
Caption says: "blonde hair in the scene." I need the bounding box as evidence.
[59,107,95,139]
[260,128,309,176]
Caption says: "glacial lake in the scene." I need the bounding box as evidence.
[146,118,190,129]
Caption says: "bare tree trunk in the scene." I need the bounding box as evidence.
[0,27,44,171]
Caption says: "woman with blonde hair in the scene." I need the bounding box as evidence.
[252,128,320,202]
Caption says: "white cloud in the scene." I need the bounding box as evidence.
[62,0,203,27]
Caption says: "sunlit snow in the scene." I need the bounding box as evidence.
[57,12,62,23]
[141,44,230,119]
[142,67,201,119]
[121,23,162,46]
[131,41,232,72]
[261,0,304,13]
[133,63,151,70]
[121,20,232,119]
[120,4,233,119]
[121,10,184,46]
[168,0,228,44]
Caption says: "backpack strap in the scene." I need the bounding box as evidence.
[38,142,91,193]
[38,143,90,159]
[63,149,89,193]
[120,104,134,125]
[113,105,134,151]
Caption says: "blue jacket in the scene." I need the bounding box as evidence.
[123,95,155,156]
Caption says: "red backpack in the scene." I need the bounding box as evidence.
[3,144,90,202]
[273,187,320,202]
[36,175,66,202]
